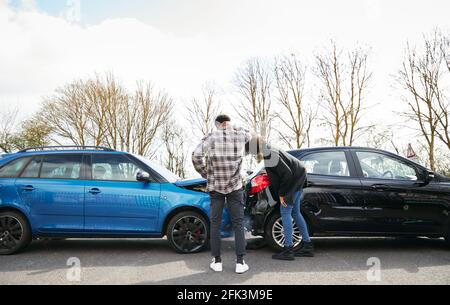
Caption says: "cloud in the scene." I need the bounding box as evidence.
[0,1,250,116]
[1,0,449,122]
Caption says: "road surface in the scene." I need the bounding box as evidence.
[1,237,449,285]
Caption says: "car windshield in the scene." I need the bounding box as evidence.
[133,154,180,183]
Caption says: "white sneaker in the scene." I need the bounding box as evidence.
[210,259,223,272]
[235,261,249,274]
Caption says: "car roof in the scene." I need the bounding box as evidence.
[3,146,400,158]
[289,146,394,155]
[0,149,142,170]
[3,150,128,159]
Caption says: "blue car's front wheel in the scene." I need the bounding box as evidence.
[167,211,209,254]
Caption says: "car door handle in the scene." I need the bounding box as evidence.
[371,184,390,191]
[307,181,316,187]
[88,188,101,195]
[21,185,35,192]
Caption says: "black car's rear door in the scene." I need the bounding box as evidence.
[352,150,446,235]
[298,150,369,233]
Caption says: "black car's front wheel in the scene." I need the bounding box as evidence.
[0,211,32,255]
[265,212,303,251]
[167,211,209,254]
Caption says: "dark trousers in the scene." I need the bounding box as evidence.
[209,189,247,259]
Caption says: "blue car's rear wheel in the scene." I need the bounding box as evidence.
[0,211,31,255]
[167,211,209,254]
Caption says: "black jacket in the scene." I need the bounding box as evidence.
[263,146,307,205]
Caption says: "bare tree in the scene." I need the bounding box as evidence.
[130,82,173,157]
[0,107,19,153]
[363,125,401,154]
[162,120,188,178]
[396,32,447,171]
[10,116,52,150]
[443,33,450,72]
[315,41,373,146]
[84,74,127,147]
[39,73,173,157]
[433,31,450,152]
[0,108,51,152]
[274,54,317,149]
[40,81,90,146]
[235,58,274,140]
[187,84,220,137]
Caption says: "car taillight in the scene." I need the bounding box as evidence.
[249,175,271,195]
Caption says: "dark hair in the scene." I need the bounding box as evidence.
[215,115,231,124]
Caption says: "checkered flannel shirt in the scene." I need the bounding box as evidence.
[192,127,252,195]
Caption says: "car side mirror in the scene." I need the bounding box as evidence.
[136,171,151,183]
[417,170,435,186]
[425,171,435,183]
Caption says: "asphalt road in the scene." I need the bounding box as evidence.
[1,237,449,285]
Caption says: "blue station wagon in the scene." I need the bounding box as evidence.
[0,146,214,255]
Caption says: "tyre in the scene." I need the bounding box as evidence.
[445,226,450,249]
[264,212,303,252]
[167,211,209,254]
[0,211,32,255]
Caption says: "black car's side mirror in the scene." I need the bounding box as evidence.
[425,171,435,183]
[136,171,151,183]
[417,170,435,186]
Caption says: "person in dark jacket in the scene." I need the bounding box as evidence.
[246,136,314,260]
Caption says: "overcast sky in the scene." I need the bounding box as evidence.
[1,0,450,133]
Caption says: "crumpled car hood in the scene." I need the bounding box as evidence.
[175,177,207,187]
[175,177,208,193]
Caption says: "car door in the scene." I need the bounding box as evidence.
[84,153,161,234]
[298,150,368,233]
[0,157,33,211]
[353,150,447,235]
[15,154,85,233]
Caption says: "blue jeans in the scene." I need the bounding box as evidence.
[280,191,311,247]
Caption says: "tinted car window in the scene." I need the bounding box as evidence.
[40,155,82,180]
[92,154,143,182]
[300,151,350,177]
[20,157,42,178]
[356,151,418,181]
[0,157,30,178]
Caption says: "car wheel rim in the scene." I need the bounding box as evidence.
[171,216,207,253]
[0,216,23,251]
[272,217,302,248]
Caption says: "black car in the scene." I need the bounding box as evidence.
[245,147,450,251]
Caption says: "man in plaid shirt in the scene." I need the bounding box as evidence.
[192,115,252,274]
